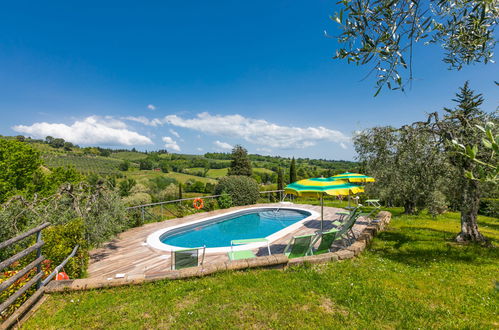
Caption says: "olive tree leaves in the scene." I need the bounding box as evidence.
[332,0,498,95]
[452,121,499,182]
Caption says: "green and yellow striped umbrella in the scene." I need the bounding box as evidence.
[284,177,364,232]
[330,172,375,183]
[284,177,364,197]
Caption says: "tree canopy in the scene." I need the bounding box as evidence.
[355,82,497,241]
[228,145,252,176]
[332,0,498,94]
[0,139,42,202]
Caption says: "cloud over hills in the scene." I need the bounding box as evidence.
[123,112,350,150]
[13,116,153,146]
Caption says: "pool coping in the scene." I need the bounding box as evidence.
[146,206,320,253]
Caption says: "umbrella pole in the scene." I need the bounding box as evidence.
[320,193,324,232]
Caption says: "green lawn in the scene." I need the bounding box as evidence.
[184,167,273,179]
[23,211,499,329]
[110,151,148,161]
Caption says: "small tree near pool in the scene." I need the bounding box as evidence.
[214,176,260,206]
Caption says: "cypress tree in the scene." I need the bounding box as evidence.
[178,183,183,199]
[289,157,297,183]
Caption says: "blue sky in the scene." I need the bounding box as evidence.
[1,1,497,160]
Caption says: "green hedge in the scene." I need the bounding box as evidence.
[42,218,89,279]
[214,176,260,206]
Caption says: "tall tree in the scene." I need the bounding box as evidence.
[228,145,252,176]
[0,139,42,203]
[332,0,498,94]
[354,125,449,214]
[430,82,492,242]
[289,157,297,183]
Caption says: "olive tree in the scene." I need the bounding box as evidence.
[354,125,449,214]
[428,82,495,242]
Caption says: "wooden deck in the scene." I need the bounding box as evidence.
[87,203,369,280]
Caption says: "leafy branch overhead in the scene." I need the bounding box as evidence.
[452,121,499,182]
[332,0,498,95]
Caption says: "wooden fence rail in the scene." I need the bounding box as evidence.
[0,223,78,329]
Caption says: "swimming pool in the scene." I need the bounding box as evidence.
[147,207,318,253]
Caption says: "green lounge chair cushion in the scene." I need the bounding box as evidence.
[228,250,257,261]
[285,234,314,259]
[315,229,339,255]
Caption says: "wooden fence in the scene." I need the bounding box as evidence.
[0,223,78,329]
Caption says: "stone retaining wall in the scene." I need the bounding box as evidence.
[46,211,391,293]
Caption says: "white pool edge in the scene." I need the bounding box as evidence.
[146,206,319,254]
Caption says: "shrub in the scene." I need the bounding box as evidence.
[150,183,177,202]
[119,178,136,197]
[139,159,153,170]
[122,192,152,206]
[42,218,89,278]
[185,180,205,193]
[479,198,499,218]
[0,260,51,321]
[215,176,259,206]
[119,160,130,171]
[203,198,217,211]
[217,191,232,209]
[427,190,448,216]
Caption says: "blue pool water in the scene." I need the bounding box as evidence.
[160,208,310,248]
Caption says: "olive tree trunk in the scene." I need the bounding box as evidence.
[456,178,485,242]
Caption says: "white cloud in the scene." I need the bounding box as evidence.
[13,116,153,146]
[196,147,203,152]
[163,112,350,149]
[214,140,233,151]
[122,116,162,127]
[256,147,272,154]
[169,129,180,138]
[147,104,156,110]
[162,136,181,152]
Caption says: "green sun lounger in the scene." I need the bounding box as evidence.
[171,246,206,270]
[228,238,270,261]
[314,229,340,255]
[283,234,315,258]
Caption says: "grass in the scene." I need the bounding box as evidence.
[23,210,498,329]
[42,154,122,175]
[184,167,274,179]
[126,170,217,185]
[109,152,148,162]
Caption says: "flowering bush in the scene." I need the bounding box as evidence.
[0,260,52,321]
